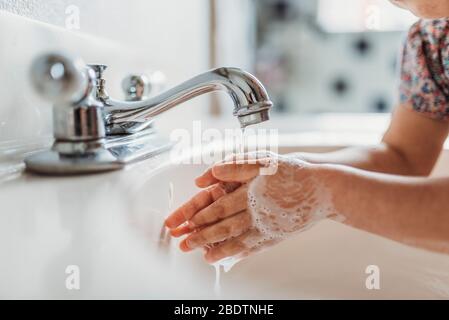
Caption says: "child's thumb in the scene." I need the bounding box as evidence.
[211,158,271,182]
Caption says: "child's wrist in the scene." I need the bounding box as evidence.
[312,163,349,220]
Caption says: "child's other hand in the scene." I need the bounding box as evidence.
[165,152,333,263]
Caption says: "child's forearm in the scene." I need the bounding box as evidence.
[291,106,449,176]
[320,164,449,254]
[290,143,417,176]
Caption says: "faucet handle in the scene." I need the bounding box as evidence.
[122,71,166,101]
[121,74,151,101]
[30,53,92,104]
[88,64,109,100]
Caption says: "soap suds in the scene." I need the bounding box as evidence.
[242,156,342,253]
[210,155,344,292]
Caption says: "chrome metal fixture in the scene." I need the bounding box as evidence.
[25,53,273,175]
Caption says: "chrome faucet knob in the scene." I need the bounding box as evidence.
[30,53,105,143]
[88,64,109,100]
[121,74,152,101]
[30,53,91,104]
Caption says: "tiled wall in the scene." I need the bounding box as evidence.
[253,0,410,114]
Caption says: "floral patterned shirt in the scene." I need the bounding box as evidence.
[400,19,449,120]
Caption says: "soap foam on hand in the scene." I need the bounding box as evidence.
[207,154,343,295]
[243,156,339,252]
[225,155,341,260]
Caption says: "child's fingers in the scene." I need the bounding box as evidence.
[215,182,242,196]
[188,185,248,228]
[179,239,191,252]
[195,154,239,187]
[165,186,221,229]
[203,229,259,263]
[166,182,241,230]
[169,223,192,237]
[195,168,218,188]
[181,211,252,250]
[165,190,210,229]
[211,157,273,182]
[195,153,273,186]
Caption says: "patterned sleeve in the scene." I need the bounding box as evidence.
[399,20,449,121]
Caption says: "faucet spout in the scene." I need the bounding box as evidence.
[103,67,273,134]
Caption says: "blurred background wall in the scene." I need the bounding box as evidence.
[251,0,417,115]
[211,0,418,116]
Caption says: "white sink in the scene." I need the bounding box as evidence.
[1,145,449,299]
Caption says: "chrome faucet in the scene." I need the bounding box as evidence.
[25,53,273,175]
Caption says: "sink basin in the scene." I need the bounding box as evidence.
[0,145,449,299]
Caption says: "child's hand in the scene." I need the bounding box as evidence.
[165,153,335,263]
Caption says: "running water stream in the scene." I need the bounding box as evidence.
[213,257,240,296]
[213,128,247,296]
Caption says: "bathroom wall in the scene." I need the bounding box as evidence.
[0,0,210,162]
[0,0,209,80]
[214,0,256,71]
[251,0,413,114]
